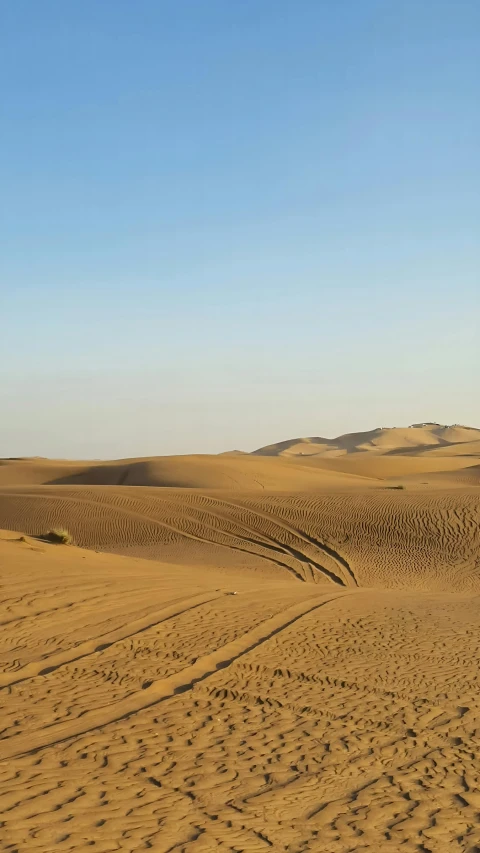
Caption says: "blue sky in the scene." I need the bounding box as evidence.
[1,0,479,457]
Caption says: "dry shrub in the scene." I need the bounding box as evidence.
[43,528,74,545]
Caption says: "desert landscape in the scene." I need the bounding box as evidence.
[1,423,480,852]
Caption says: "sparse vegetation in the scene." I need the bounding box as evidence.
[42,528,74,545]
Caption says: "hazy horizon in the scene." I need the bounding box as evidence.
[2,0,479,458]
[2,415,480,461]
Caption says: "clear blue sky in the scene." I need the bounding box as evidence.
[1,0,479,457]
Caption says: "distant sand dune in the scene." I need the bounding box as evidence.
[399,463,480,487]
[297,452,480,479]
[419,438,480,458]
[254,423,480,457]
[0,454,375,490]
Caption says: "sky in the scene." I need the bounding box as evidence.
[1,0,479,458]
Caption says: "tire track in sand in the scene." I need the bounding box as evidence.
[0,591,225,689]
[209,495,358,586]
[3,490,307,583]
[107,490,351,586]
[0,592,348,759]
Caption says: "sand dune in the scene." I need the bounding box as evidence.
[1,423,480,851]
[0,454,375,491]
[0,485,478,592]
[398,463,480,488]
[254,423,480,457]
[297,452,480,480]
[2,423,480,493]
[419,438,480,458]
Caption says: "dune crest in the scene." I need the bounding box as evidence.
[253,422,480,457]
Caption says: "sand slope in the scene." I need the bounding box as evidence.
[0,454,375,491]
[419,438,480,458]
[2,532,480,852]
[0,486,478,592]
[295,452,480,480]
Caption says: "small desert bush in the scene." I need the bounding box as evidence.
[43,528,74,545]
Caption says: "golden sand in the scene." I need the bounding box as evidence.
[1,424,479,851]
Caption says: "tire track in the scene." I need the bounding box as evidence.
[0,592,348,759]
[0,591,224,689]
[2,490,307,583]
[133,493,319,583]
[1,488,350,585]
[133,493,315,583]
[130,491,347,586]
[0,600,76,628]
[210,495,358,586]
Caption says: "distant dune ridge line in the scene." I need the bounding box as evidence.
[252,423,480,457]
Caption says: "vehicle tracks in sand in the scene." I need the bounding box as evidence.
[1,488,358,586]
[0,591,225,690]
[0,591,348,759]
[205,494,358,586]
[3,491,310,583]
